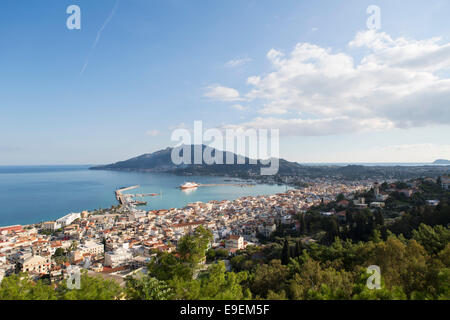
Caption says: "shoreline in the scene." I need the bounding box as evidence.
[0,176,290,228]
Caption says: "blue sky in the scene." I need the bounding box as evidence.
[1,0,450,165]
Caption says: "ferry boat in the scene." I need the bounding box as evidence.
[180,182,199,189]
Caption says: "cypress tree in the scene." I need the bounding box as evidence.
[300,213,307,235]
[294,240,303,257]
[374,210,384,226]
[281,238,290,265]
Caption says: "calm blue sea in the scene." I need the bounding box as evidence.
[0,166,290,227]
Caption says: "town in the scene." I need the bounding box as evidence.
[1,176,449,288]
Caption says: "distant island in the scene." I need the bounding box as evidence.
[433,159,450,164]
[90,145,450,182]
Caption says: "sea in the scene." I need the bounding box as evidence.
[0,165,291,227]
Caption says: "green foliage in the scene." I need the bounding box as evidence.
[288,256,355,300]
[206,248,229,262]
[148,251,193,281]
[61,272,123,300]
[250,259,289,298]
[412,223,450,255]
[0,272,123,300]
[177,226,213,265]
[170,262,250,300]
[281,238,290,265]
[299,213,307,235]
[125,276,173,300]
[0,273,57,300]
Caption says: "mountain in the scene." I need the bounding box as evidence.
[90,145,302,177]
[433,159,450,164]
[90,145,450,180]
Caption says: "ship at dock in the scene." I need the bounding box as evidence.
[179,182,199,189]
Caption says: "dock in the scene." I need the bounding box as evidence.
[115,185,140,205]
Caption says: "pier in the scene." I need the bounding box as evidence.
[115,186,160,207]
[115,185,140,205]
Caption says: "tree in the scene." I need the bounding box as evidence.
[68,241,78,252]
[177,226,213,265]
[281,238,290,265]
[170,262,250,300]
[125,276,173,300]
[288,256,354,300]
[148,251,192,281]
[250,260,289,298]
[351,270,407,300]
[374,210,384,226]
[299,213,307,235]
[412,223,450,255]
[0,273,57,300]
[323,218,339,244]
[62,272,123,300]
[52,247,68,264]
[294,240,303,257]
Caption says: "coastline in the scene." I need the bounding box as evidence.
[0,167,291,227]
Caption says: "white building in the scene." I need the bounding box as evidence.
[79,241,104,256]
[225,235,244,251]
[19,255,50,274]
[56,212,81,227]
[104,247,133,268]
[42,221,61,231]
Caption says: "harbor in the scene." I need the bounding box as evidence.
[0,167,292,226]
[198,183,255,188]
[116,182,257,208]
[178,182,256,190]
[115,185,140,205]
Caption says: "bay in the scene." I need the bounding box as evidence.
[0,165,290,227]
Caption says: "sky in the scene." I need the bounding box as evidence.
[1,0,450,165]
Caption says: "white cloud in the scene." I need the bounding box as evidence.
[230,104,247,111]
[204,85,243,102]
[224,116,394,136]
[296,143,450,163]
[168,122,187,130]
[377,143,450,162]
[228,30,450,136]
[146,129,160,137]
[225,58,252,68]
[349,30,450,71]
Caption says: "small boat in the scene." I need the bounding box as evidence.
[179,182,199,189]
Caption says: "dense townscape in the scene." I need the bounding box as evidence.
[0,180,369,283]
[0,175,449,300]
